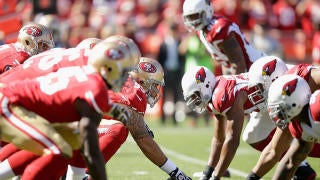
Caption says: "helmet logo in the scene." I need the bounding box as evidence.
[23,26,42,37]
[89,43,96,49]
[262,59,277,76]
[195,67,206,84]
[139,62,156,73]
[282,78,298,96]
[105,48,124,60]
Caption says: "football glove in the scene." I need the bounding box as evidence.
[167,168,192,180]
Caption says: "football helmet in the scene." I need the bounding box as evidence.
[88,41,135,92]
[181,66,216,113]
[267,74,311,130]
[17,23,55,55]
[104,35,141,65]
[248,56,288,110]
[182,0,213,32]
[129,57,165,107]
[76,38,102,49]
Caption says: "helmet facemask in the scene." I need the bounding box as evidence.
[185,91,209,113]
[248,82,267,111]
[268,102,291,130]
[182,0,213,32]
[183,11,209,32]
[140,79,163,108]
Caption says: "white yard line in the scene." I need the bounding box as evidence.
[127,138,251,178]
[160,146,249,178]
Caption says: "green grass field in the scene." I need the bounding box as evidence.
[106,117,320,180]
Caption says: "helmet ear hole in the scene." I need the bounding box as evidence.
[25,40,30,45]
[107,67,112,72]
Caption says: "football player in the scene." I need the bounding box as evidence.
[181,66,265,179]
[242,56,316,180]
[247,63,320,180]
[66,57,191,180]
[0,36,135,160]
[0,40,136,180]
[243,56,288,151]
[0,22,54,74]
[0,57,192,180]
[182,0,266,75]
[266,75,320,180]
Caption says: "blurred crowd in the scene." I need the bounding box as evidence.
[0,0,320,125]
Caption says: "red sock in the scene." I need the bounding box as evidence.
[8,150,39,175]
[68,150,86,168]
[21,154,68,180]
[0,144,20,161]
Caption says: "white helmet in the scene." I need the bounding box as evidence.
[248,56,288,110]
[268,74,311,130]
[76,38,102,49]
[182,0,213,32]
[181,66,216,113]
[17,23,55,55]
[129,57,164,107]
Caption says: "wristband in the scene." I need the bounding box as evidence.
[246,171,261,180]
[160,158,177,174]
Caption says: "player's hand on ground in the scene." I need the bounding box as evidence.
[167,168,192,180]
[199,173,211,180]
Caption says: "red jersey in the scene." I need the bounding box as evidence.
[289,90,320,143]
[197,15,265,70]
[286,64,320,82]
[208,73,263,115]
[0,43,30,74]
[0,47,86,83]
[110,77,148,114]
[0,66,111,123]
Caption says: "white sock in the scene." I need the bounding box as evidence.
[299,160,308,167]
[160,158,177,174]
[65,165,86,180]
[0,159,15,179]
